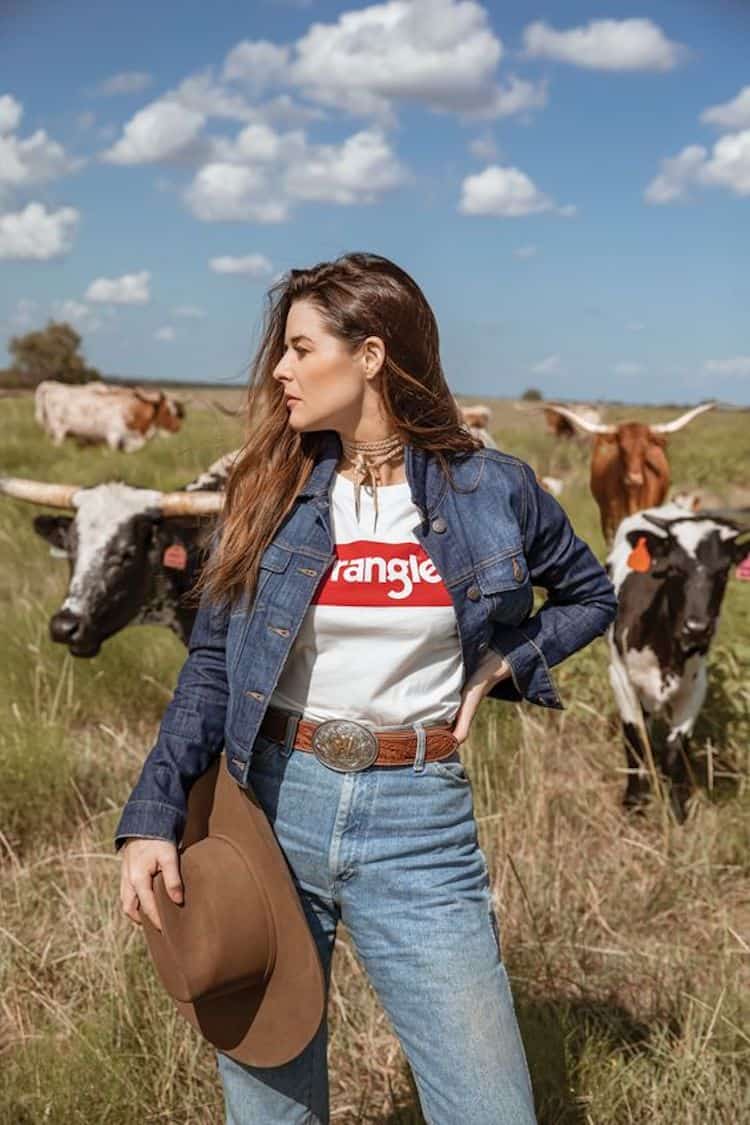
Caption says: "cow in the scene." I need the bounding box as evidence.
[605,501,750,821]
[34,380,186,452]
[457,403,498,450]
[541,401,717,544]
[0,450,236,657]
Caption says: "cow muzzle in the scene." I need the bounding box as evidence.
[49,609,102,657]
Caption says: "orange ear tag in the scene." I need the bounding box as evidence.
[626,535,651,572]
[163,543,188,570]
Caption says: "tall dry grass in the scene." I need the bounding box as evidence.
[1,393,748,1123]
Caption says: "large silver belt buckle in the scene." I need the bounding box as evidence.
[311,718,379,773]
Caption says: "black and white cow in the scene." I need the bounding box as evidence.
[606,501,750,820]
[0,450,238,657]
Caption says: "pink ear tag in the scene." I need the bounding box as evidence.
[163,543,188,570]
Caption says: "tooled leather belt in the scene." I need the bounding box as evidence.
[258,705,459,772]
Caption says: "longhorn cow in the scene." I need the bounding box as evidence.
[0,450,237,656]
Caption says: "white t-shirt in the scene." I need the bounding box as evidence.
[269,470,464,729]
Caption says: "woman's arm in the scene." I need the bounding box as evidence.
[486,460,618,710]
[113,571,231,853]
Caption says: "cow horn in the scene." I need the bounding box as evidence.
[650,401,716,434]
[157,490,225,516]
[0,476,82,508]
[209,398,242,417]
[542,403,616,434]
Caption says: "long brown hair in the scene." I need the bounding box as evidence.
[189,251,483,611]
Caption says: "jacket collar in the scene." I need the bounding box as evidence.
[297,429,430,517]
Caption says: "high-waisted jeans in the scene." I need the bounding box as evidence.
[216,727,537,1125]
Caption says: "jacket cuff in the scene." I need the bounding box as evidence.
[487,621,565,710]
[113,799,185,853]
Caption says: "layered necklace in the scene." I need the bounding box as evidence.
[340,432,405,528]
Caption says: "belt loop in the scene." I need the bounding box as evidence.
[281,709,302,758]
[412,719,427,773]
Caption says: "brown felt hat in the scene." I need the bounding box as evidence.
[138,754,326,1067]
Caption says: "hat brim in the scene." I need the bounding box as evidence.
[140,755,326,1067]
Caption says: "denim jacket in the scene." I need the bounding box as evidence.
[113,430,617,851]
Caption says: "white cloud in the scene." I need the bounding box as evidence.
[644,144,708,203]
[459,164,571,217]
[155,325,176,342]
[209,254,274,277]
[0,118,84,186]
[704,356,750,378]
[173,304,206,318]
[222,40,292,91]
[0,94,23,134]
[186,163,289,222]
[51,298,103,333]
[283,127,409,203]
[522,18,686,71]
[701,86,750,131]
[100,99,207,164]
[513,244,537,259]
[613,361,645,376]
[186,126,407,219]
[531,354,563,375]
[645,131,750,202]
[700,129,750,196]
[0,202,79,260]
[96,71,153,96]
[85,270,151,304]
[287,0,543,123]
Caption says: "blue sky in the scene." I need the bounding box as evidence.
[1,0,748,404]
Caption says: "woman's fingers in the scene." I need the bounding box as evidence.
[159,852,184,904]
[132,874,163,932]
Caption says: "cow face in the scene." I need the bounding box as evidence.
[624,520,744,655]
[154,398,183,433]
[33,483,167,657]
[613,424,668,490]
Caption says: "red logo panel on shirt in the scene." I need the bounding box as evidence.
[313,540,453,607]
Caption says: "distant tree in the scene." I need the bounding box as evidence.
[521,387,543,401]
[6,320,100,387]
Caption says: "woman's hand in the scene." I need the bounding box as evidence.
[451,649,513,746]
[120,838,184,933]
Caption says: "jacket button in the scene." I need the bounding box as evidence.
[466,585,481,601]
[431,516,447,533]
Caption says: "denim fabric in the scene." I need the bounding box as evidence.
[214,733,538,1125]
[114,431,617,849]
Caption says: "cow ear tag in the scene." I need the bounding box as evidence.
[627,535,651,572]
[163,542,188,570]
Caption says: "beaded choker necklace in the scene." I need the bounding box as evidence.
[339,432,405,528]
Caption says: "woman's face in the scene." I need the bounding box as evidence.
[271,298,382,434]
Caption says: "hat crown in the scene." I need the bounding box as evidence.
[153,836,275,1003]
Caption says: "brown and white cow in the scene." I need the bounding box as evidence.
[541,401,717,544]
[34,380,185,452]
[457,403,498,450]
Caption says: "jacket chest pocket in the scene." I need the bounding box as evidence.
[474,548,534,626]
[228,543,293,671]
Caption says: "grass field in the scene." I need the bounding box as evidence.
[1,391,748,1123]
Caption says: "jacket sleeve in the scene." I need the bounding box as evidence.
[486,460,618,710]
[113,565,231,853]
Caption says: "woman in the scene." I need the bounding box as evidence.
[117,252,618,1124]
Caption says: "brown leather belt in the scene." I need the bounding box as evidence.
[258,705,459,772]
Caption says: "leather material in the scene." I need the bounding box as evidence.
[259,705,459,766]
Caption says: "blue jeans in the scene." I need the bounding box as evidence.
[216,730,537,1125]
